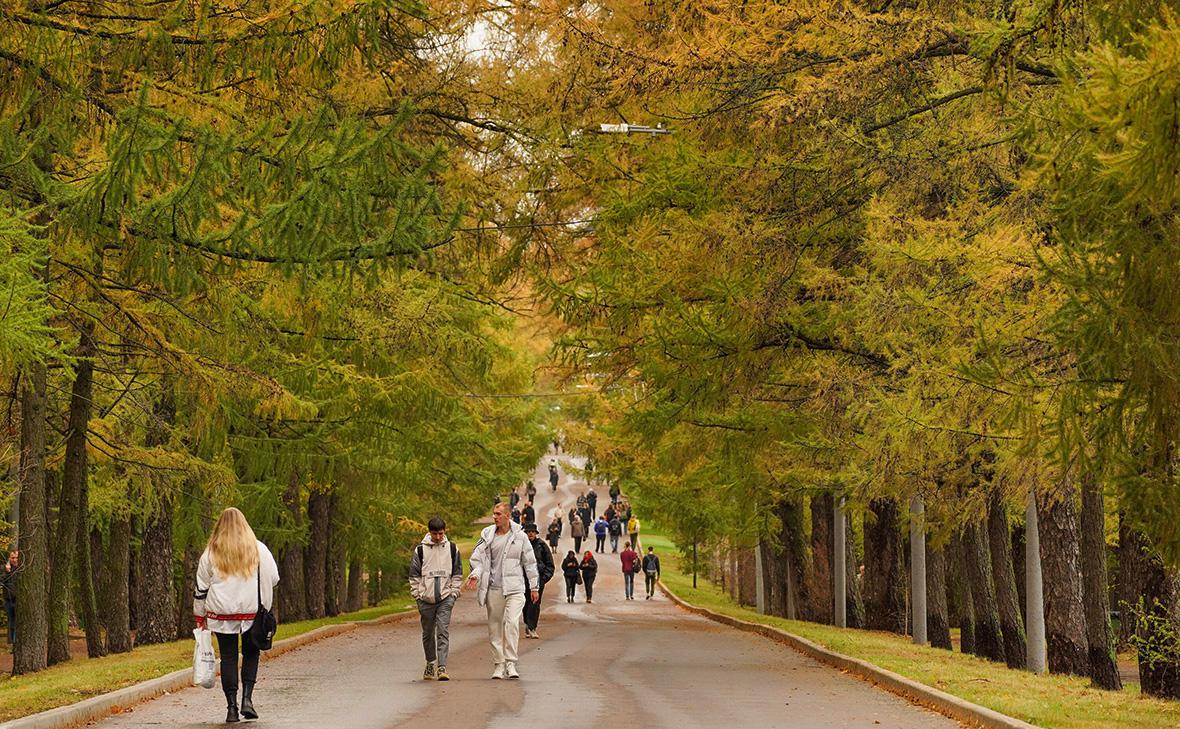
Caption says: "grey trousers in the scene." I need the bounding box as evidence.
[418,595,456,666]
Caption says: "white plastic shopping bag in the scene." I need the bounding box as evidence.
[193,628,217,688]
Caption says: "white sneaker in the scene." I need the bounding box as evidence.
[531,629,540,639]
[505,662,520,679]
[492,663,504,679]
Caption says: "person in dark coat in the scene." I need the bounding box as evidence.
[642,546,662,599]
[561,551,580,603]
[522,501,536,527]
[523,524,554,638]
[2,550,18,646]
[578,504,592,538]
[546,518,562,553]
[586,488,598,519]
[579,551,598,603]
[609,482,620,504]
[608,515,623,553]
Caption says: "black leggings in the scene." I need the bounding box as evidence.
[565,575,578,601]
[583,576,595,601]
[215,631,260,694]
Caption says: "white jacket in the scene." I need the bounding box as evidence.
[193,540,280,634]
[468,521,539,607]
[408,534,463,604]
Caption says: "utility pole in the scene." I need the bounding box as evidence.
[834,497,847,628]
[911,495,927,645]
[1026,490,1047,673]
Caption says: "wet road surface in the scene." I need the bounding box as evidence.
[89,456,960,729]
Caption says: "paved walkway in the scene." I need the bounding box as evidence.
[89,455,961,729]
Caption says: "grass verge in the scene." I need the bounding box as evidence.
[0,598,413,723]
[651,534,1178,729]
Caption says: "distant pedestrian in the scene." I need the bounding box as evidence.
[549,502,564,524]
[511,506,521,524]
[580,551,598,603]
[586,488,598,518]
[620,542,639,600]
[608,515,622,552]
[642,547,661,599]
[466,503,539,680]
[523,524,554,639]
[193,507,280,723]
[549,460,559,490]
[2,550,18,646]
[553,438,561,454]
[561,551,580,603]
[570,514,585,553]
[604,503,616,523]
[627,515,641,551]
[609,483,620,504]
[408,517,463,682]
[593,516,608,553]
[579,504,592,536]
[547,518,562,553]
[510,488,520,509]
[526,480,538,503]
[522,501,536,526]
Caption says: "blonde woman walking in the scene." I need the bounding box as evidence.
[193,508,280,723]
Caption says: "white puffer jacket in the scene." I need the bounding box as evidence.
[193,540,280,634]
[469,522,539,607]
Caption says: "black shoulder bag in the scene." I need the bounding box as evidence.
[248,563,277,651]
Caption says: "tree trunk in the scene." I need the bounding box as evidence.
[276,471,307,622]
[775,498,806,620]
[987,496,1026,668]
[324,493,344,617]
[48,328,97,665]
[14,364,50,674]
[1037,488,1090,677]
[1079,476,1120,690]
[863,498,906,633]
[738,545,756,607]
[176,544,198,640]
[135,390,178,646]
[346,557,365,612]
[304,487,330,619]
[1125,526,1180,699]
[1116,511,1144,651]
[950,531,975,654]
[964,520,1005,662]
[101,516,132,654]
[75,476,106,657]
[927,542,952,649]
[806,494,834,624]
[1012,523,1027,626]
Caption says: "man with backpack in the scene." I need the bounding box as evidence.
[408,517,464,681]
[608,514,623,553]
[642,546,662,599]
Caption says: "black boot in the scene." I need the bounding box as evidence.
[225,690,240,723]
[241,681,258,720]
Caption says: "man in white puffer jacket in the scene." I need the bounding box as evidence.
[466,502,539,679]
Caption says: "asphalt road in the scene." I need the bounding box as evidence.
[90,455,960,729]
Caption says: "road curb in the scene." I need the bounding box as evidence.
[0,609,414,729]
[657,581,1041,729]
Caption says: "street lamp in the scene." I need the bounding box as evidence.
[593,123,671,136]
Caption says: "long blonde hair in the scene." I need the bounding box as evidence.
[207,507,259,578]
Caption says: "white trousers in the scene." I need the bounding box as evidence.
[486,590,526,665]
